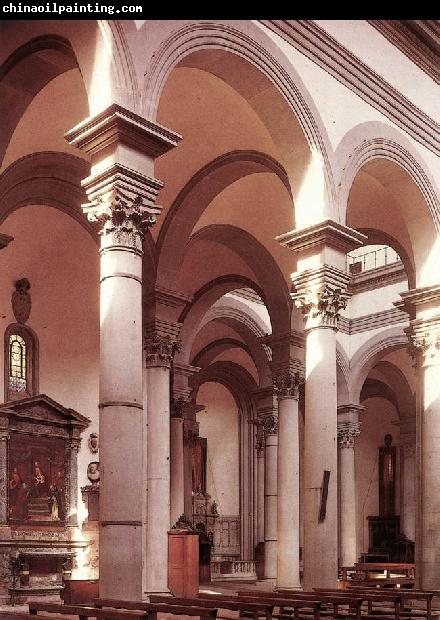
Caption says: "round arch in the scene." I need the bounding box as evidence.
[348,327,409,404]
[0,152,96,240]
[182,224,292,335]
[143,20,336,218]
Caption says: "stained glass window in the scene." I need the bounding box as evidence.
[9,333,27,393]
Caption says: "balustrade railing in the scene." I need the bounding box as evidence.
[347,246,400,274]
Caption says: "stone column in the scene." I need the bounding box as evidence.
[262,412,278,582]
[274,367,303,589]
[170,397,186,526]
[337,408,362,567]
[279,220,366,589]
[65,104,181,600]
[144,333,180,594]
[406,313,440,589]
[256,423,265,545]
[400,440,416,542]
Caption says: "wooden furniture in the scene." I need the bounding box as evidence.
[153,594,274,620]
[30,601,217,620]
[168,527,199,597]
[200,592,322,620]
[94,598,218,619]
[61,578,99,604]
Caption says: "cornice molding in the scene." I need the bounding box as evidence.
[338,307,408,335]
[348,262,407,295]
[261,20,440,156]
[368,20,440,85]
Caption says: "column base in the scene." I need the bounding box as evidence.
[256,578,277,590]
[276,584,302,591]
[144,588,171,598]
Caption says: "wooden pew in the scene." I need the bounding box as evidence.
[149,595,273,620]
[346,587,437,620]
[28,601,216,620]
[236,589,363,620]
[1,614,68,620]
[198,591,323,620]
[94,597,218,619]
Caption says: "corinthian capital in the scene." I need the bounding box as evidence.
[273,368,304,400]
[406,317,440,368]
[85,191,157,246]
[145,333,181,368]
[82,164,163,250]
[337,421,361,449]
[294,286,349,329]
[262,414,278,437]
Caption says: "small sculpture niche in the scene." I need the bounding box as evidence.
[379,433,396,517]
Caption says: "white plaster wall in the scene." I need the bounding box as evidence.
[0,205,99,499]
[197,381,240,515]
[257,22,405,152]
[315,20,439,122]
[2,69,89,173]
[356,397,400,556]
[347,280,408,318]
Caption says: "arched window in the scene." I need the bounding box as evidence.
[4,324,38,401]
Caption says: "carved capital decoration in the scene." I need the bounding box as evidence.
[293,286,349,330]
[250,418,265,452]
[407,330,440,368]
[144,333,181,368]
[171,396,190,419]
[262,414,278,437]
[84,190,157,250]
[273,369,304,400]
[337,421,361,449]
[12,278,31,324]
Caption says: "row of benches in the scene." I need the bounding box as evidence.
[340,564,416,588]
[2,586,437,620]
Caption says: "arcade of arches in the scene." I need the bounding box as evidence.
[0,18,439,601]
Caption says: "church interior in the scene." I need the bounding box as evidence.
[0,17,439,617]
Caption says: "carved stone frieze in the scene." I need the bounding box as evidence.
[273,369,304,400]
[293,286,350,330]
[144,333,181,368]
[337,421,362,449]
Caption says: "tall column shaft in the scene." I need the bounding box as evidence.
[337,413,362,567]
[304,326,338,589]
[421,361,440,589]
[170,412,185,526]
[401,443,416,541]
[257,448,265,544]
[263,415,278,581]
[404,307,440,590]
[278,221,366,589]
[277,397,300,588]
[99,241,144,599]
[274,368,303,590]
[145,336,179,594]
